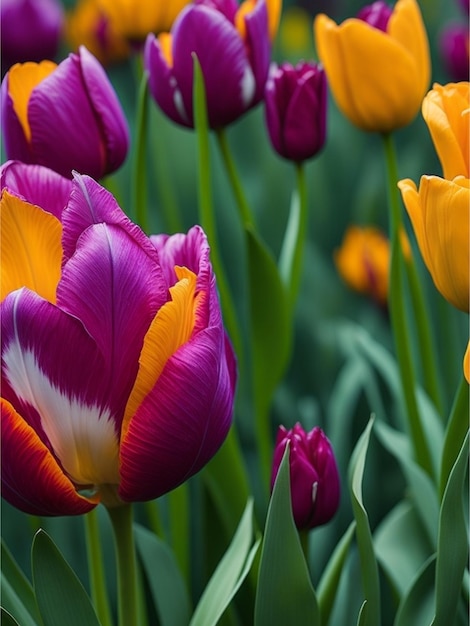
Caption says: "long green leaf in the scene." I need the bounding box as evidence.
[348,417,381,626]
[190,499,258,626]
[134,524,191,626]
[1,607,21,626]
[254,445,319,626]
[32,530,101,626]
[432,431,469,626]
[1,540,41,625]
[394,556,436,626]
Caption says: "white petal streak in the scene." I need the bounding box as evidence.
[3,342,120,487]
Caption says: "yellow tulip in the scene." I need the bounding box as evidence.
[422,82,469,180]
[314,0,430,133]
[464,341,470,384]
[398,175,469,312]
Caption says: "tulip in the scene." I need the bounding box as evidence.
[440,25,470,83]
[1,46,129,179]
[314,0,431,133]
[1,0,64,75]
[464,342,470,383]
[398,175,469,312]
[270,423,340,530]
[422,82,469,180]
[1,174,236,515]
[144,0,272,129]
[264,61,327,162]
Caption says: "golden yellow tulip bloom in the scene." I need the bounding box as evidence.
[398,175,469,312]
[314,0,430,133]
[422,82,469,180]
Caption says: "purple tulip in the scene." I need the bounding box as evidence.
[356,1,393,32]
[1,46,129,179]
[440,24,469,82]
[1,174,236,515]
[271,423,340,530]
[264,61,327,162]
[1,0,64,75]
[144,0,271,129]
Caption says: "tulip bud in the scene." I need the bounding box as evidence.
[271,424,340,530]
[264,61,327,162]
[356,1,393,32]
[439,25,469,83]
[1,0,64,76]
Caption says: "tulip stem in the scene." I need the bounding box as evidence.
[215,128,255,229]
[107,504,139,626]
[279,161,308,308]
[84,509,113,626]
[382,132,433,477]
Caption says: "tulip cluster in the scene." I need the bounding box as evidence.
[1,163,236,515]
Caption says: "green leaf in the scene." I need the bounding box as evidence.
[374,501,433,599]
[31,529,101,626]
[374,420,439,547]
[356,601,368,626]
[394,556,436,626]
[190,499,259,626]
[317,521,356,626]
[432,431,469,626]
[1,607,21,626]
[134,524,191,626]
[1,540,41,626]
[348,416,381,626]
[254,445,320,626]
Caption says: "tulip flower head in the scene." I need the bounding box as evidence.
[314,0,431,133]
[1,174,236,515]
[1,0,64,75]
[440,25,470,83]
[271,424,340,530]
[264,61,327,162]
[1,46,129,179]
[144,0,273,129]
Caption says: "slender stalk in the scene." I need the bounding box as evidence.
[279,161,308,308]
[107,504,139,626]
[215,128,255,229]
[382,133,433,476]
[132,70,150,232]
[84,509,113,626]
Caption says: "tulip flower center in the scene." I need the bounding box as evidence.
[8,61,57,143]
[356,1,392,32]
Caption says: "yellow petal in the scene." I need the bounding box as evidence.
[1,190,63,303]
[398,177,433,272]
[314,14,421,132]
[464,341,470,384]
[8,61,57,142]
[121,266,202,439]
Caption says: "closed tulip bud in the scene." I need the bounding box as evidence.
[1,0,64,75]
[271,424,340,530]
[1,46,129,179]
[144,0,274,129]
[314,0,431,133]
[264,61,327,162]
[440,25,470,83]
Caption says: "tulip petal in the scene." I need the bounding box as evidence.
[243,0,271,103]
[464,341,470,384]
[1,398,98,516]
[1,75,33,162]
[0,160,72,219]
[1,289,120,487]
[57,222,167,423]
[283,73,324,160]
[1,190,62,302]
[119,326,234,501]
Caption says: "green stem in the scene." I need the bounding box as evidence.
[133,70,150,232]
[215,128,255,229]
[279,161,308,308]
[107,504,139,626]
[84,509,113,626]
[382,133,433,477]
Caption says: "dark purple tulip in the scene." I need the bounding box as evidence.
[264,61,327,162]
[357,1,393,32]
[440,24,469,82]
[1,46,129,179]
[1,0,64,75]
[271,423,340,530]
[144,0,271,129]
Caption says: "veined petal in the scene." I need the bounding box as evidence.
[121,266,202,439]
[119,326,234,501]
[57,223,166,422]
[0,160,72,219]
[1,398,98,516]
[1,289,119,487]
[1,190,62,302]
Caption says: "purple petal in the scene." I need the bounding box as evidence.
[0,160,72,219]
[244,0,271,104]
[0,76,33,163]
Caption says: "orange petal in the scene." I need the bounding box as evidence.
[1,190,63,302]
[464,341,470,384]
